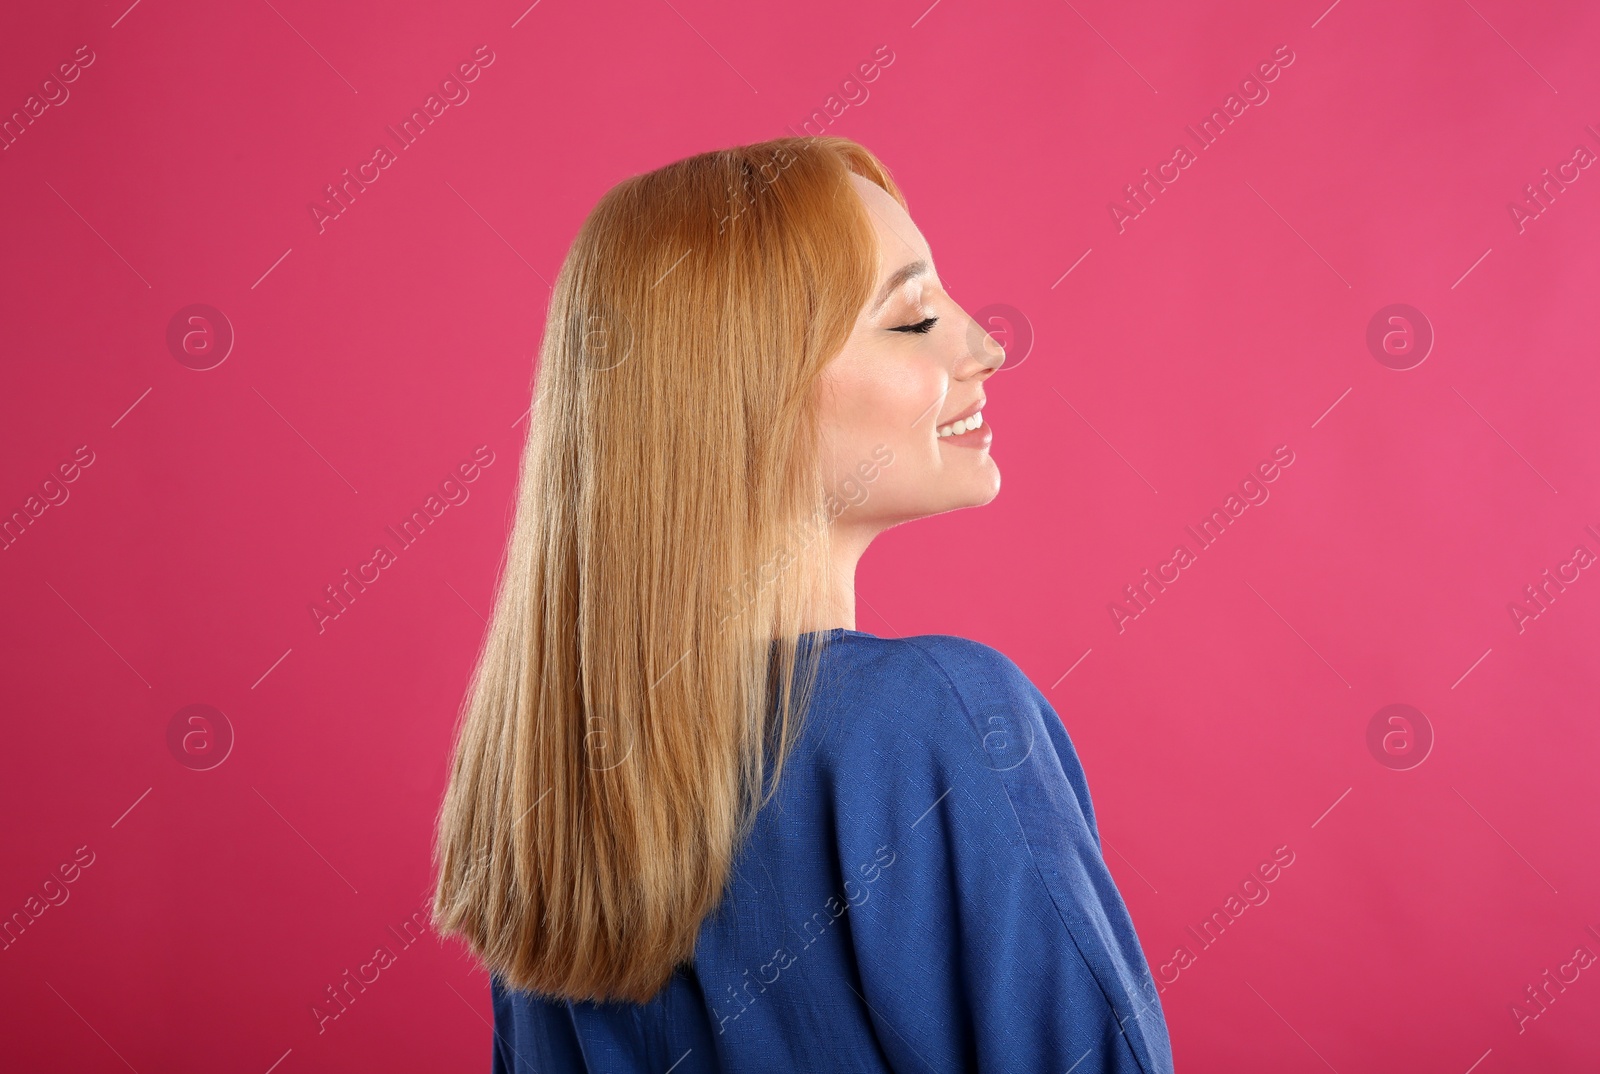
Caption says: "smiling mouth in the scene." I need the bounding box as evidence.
[935,406,991,449]
[936,409,983,438]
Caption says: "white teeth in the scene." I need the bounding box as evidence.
[937,410,982,438]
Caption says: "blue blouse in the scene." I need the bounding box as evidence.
[489,630,1174,1073]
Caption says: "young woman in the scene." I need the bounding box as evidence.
[431,136,1174,1073]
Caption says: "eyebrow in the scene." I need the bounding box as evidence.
[869,259,930,314]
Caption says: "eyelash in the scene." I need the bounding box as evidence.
[891,316,939,335]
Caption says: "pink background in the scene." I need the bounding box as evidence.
[3,0,1598,1070]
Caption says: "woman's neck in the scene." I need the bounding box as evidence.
[800,522,875,633]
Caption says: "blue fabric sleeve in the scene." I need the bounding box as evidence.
[491,1015,510,1074]
[489,976,516,1074]
[826,635,1172,1074]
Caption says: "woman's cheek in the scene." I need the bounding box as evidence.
[893,365,946,431]
[827,355,943,471]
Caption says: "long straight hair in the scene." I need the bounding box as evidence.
[430,137,905,1002]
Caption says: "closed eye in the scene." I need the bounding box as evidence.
[890,316,939,335]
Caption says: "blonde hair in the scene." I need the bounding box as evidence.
[430,136,905,1002]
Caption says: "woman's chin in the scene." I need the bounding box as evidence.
[929,474,1003,516]
[967,461,1001,506]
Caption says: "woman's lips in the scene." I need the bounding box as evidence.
[937,398,983,429]
[936,408,991,448]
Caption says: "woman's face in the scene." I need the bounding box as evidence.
[814,173,1006,540]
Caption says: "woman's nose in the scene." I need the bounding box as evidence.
[957,309,1008,377]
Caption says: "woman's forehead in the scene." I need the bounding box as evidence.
[848,174,932,282]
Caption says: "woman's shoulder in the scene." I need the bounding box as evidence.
[808,631,1057,773]
[791,633,1167,1074]
[818,629,1032,685]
